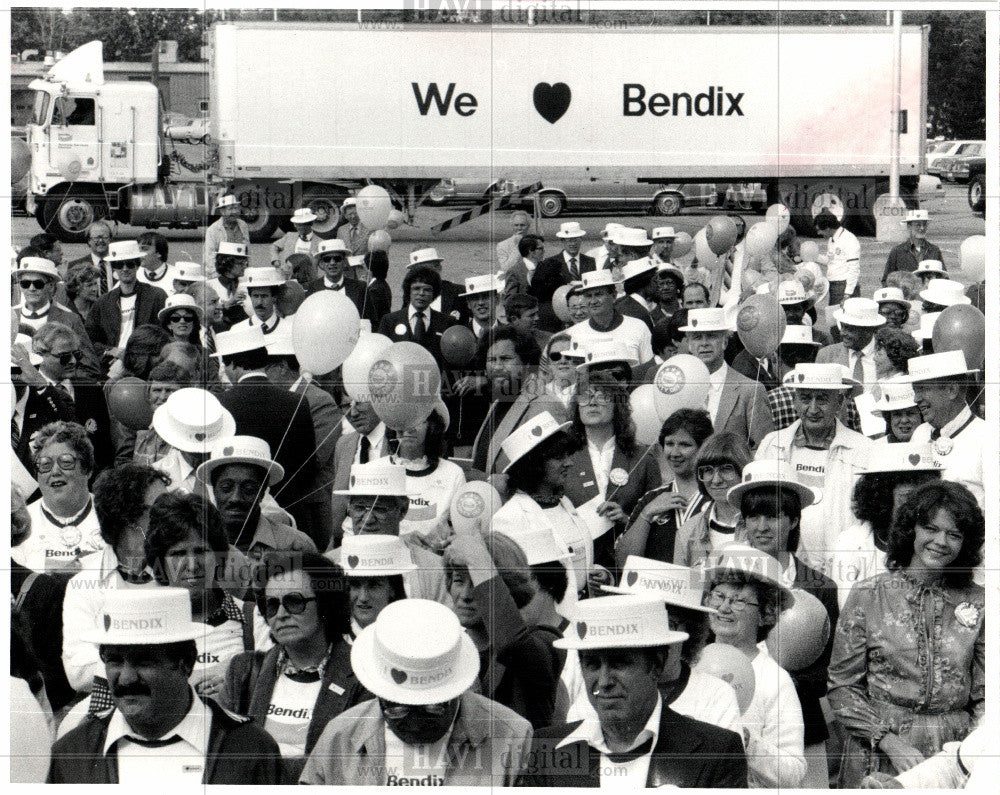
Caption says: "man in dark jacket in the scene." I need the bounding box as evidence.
[377,265,457,368]
[307,238,373,320]
[533,221,596,331]
[406,247,468,323]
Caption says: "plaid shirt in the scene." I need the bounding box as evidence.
[767,386,799,431]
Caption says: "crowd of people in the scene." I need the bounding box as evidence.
[10,193,987,788]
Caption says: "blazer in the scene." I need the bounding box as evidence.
[328,430,393,547]
[731,350,781,391]
[292,377,341,549]
[377,307,456,367]
[439,279,470,324]
[13,383,75,472]
[517,706,748,788]
[362,279,392,324]
[533,252,597,330]
[270,230,322,266]
[501,258,535,301]
[714,367,774,452]
[84,283,167,358]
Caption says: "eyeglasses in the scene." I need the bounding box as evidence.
[263,593,317,618]
[707,591,760,612]
[321,254,347,263]
[19,279,47,290]
[379,699,451,720]
[697,464,739,482]
[582,389,613,406]
[113,261,140,271]
[168,313,197,323]
[36,453,81,474]
[43,349,81,367]
[89,236,111,243]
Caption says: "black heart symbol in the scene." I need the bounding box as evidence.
[908,453,921,466]
[390,668,408,684]
[626,571,638,586]
[691,319,698,327]
[576,621,587,640]
[531,426,544,437]
[103,614,111,631]
[533,82,571,124]
[223,446,234,456]
[347,555,359,569]
[194,432,205,441]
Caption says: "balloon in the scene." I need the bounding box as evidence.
[368,342,442,431]
[693,228,718,269]
[799,241,821,262]
[765,589,831,671]
[292,291,361,375]
[368,230,391,252]
[107,377,153,431]
[385,209,405,230]
[744,221,779,259]
[629,385,662,446]
[651,354,711,422]
[342,331,393,400]
[959,235,985,283]
[695,643,756,714]
[765,203,790,234]
[450,480,503,535]
[671,231,693,258]
[440,324,478,367]
[705,215,738,255]
[356,185,392,229]
[552,284,574,323]
[932,304,986,369]
[736,292,786,358]
[432,399,450,432]
[11,138,31,183]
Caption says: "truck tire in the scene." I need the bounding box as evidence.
[301,188,344,235]
[538,192,565,218]
[653,192,683,216]
[968,174,985,212]
[42,187,107,243]
[234,185,281,243]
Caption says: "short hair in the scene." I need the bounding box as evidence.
[814,210,840,231]
[851,470,943,550]
[87,220,112,239]
[145,492,228,585]
[215,254,246,277]
[93,464,172,548]
[137,231,168,262]
[885,481,983,587]
[659,408,714,448]
[477,324,541,368]
[252,550,351,642]
[683,282,710,303]
[64,262,101,299]
[402,264,441,302]
[349,573,407,604]
[511,210,531,224]
[739,488,802,552]
[29,233,59,254]
[708,572,782,642]
[518,234,544,258]
[670,604,711,665]
[11,484,31,547]
[222,347,270,372]
[531,562,569,603]
[32,322,78,354]
[572,371,637,457]
[122,325,172,380]
[693,432,752,501]
[506,429,584,495]
[875,325,921,373]
[285,253,314,285]
[504,293,539,320]
[32,421,95,476]
[147,360,196,387]
[366,250,390,281]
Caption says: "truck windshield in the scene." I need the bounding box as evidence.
[32,90,51,126]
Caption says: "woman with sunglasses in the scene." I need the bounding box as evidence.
[222,549,367,783]
[158,292,206,347]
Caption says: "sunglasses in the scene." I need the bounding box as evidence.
[320,254,347,263]
[168,313,197,323]
[379,699,451,720]
[113,261,140,271]
[36,453,81,474]
[263,593,317,619]
[44,349,81,366]
[697,464,739,482]
[19,279,48,290]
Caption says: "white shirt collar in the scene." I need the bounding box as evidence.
[365,423,387,450]
[708,362,728,389]
[104,687,209,757]
[21,301,51,316]
[408,304,429,321]
[557,694,662,754]
[940,405,973,438]
[323,276,344,289]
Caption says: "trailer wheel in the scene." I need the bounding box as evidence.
[235,185,281,242]
[968,175,985,213]
[42,187,106,243]
[653,192,683,216]
[301,188,344,235]
[538,192,564,218]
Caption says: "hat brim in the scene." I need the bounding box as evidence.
[832,311,886,327]
[83,622,203,645]
[152,413,237,454]
[105,256,144,265]
[779,339,822,347]
[553,627,689,650]
[196,455,285,488]
[702,563,794,604]
[601,584,718,613]
[556,230,587,238]
[778,295,817,308]
[622,264,658,281]
[350,624,480,705]
[332,486,409,497]
[157,304,205,324]
[459,288,497,297]
[677,323,731,333]
[870,399,918,414]
[917,290,970,306]
[726,477,820,511]
[579,280,622,291]
[16,267,60,280]
[293,213,318,224]
[905,367,980,383]
[862,459,942,474]
[785,379,854,391]
[500,421,574,473]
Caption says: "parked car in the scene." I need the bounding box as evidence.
[426,178,513,205]
[165,116,210,145]
[936,142,986,182]
[966,158,986,212]
[925,140,983,176]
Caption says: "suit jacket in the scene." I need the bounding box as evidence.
[517,706,748,788]
[534,252,597,331]
[361,279,392,324]
[306,276,378,323]
[496,234,523,272]
[815,342,850,369]
[15,304,102,381]
[731,350,781,391]
[84,283,167,358]
[70,381,114,473]
[292,377,342,550]
[328,430,393,547]
[501,258,534,302]
[615,294,656,332]
[13,383,75,473]
[270,230,321,266]
[715,367,774,452]
[377,307,456,367]
[439,279,470,324]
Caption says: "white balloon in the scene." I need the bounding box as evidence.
[765,203,790,234]
[960,235,985,283]
[629,385,662,446]
[450,480,503,535]
[356,185,392,229]
[368,229,391,252]
[342,332,393,400]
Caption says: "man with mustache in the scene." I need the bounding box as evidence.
[48,588,281,783]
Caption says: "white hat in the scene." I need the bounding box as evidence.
[678,307,732,333]
[611,227,653,247]
[291,207,318,224]
[172,261,208,283]
[553,595,688,650]
[105,241,143,263]
[212,325,267,358]
[157,292,204,324]
[726,459,820,511]
[906,349,978,382]
[870,377,918,413]
[334,461,409,496]
[702,543,794,602]
[601,222,625,240]
[915,259,947,276]
[409,247,443,267]
[779,325,820,346]
[862,442,942,474]
[341,534,417,577]
[603,556,716,613]
[84,588,201,645]
[216,194,239,210]
[621,257,657,282]
[217,241,249,258]
[497,527,572,566]
[651,226,677,240]
[555,221,586,239]
[460,274,500,297]
[578,270,621,291]
[911,311,941,342]
[833,297,886,328]
[873,287,908,308]
[15,257,60,281]
[783,362,855,391]
[341,197,357,209]
[195,435,285,488]
[351,599,480,704]
[656,262,685,283]
[776,280,815,306]
[919,279,971,307]
[152,388,236,453]
[317,238,350,257]
[904,209,930,224]
[497,411,572,473]
[264,331,296,357]
[576,338,640,370]
[241,266,286,289]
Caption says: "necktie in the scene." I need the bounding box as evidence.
[722,252,734,292]
[11,416,21,450]
[604,737,654,764]
[413,311,426,343]
[569,256,579,280]
[22,309,47,320]
[124,734,183,749]
[99,259,111,293]
[359,435,371,464]
[851,352,865,385]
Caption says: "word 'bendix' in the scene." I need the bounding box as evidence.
[624,84,745,117]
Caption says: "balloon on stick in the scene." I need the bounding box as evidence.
[368,230,391,252]
[671,231,694,258]
[356,185,392,229]
[695,643,756,714]
[342,331,393,400]
[651,354,711,421]
[932,304,986,369]
[765,589,831,671]
[765,203,790,234]
[959,235,985,283]
[744,221,779,259]
[736,292,786,358]
[705,215,738,256]
[368,342,442,430]
[107,377,154,430]
[440,325,478,367]
[292,291,361,376]
[629,385,663,446]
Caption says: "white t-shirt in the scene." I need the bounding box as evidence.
[265,675,323,758]
[743,648,806,788]
[825,228,861,293]
[15,497,105,573]
[117,293,138,349]
[568,315,653,365]
[377,457,466,540]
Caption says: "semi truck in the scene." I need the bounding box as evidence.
[23,22,930,242]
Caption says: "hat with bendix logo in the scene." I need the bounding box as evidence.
[334,461,409,496]
[553,594,688,650]
[85,588,200,645]
[341,534,417,577]
[602,555,717,613]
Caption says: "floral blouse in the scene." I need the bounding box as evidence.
[827,569,985,743]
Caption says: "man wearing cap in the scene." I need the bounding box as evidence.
[906,351,984,507]
[408,248,468,323]
[755,363,872,573]
[136,232,173,293]
[873,286,912,330]
[229,266,289,337]
[207,241,252,327]
[520,594,747,788]
[66,221,116,294]
[681,308,773,450]
[301,599,531,785]
[271,207,321,270]
[533,222,595,331]
[306,237,370,313]
[568,270,654,369]
[763,326,821,430]
[496,210,532,273]
[150,387,236,493]
[814,209,860,305]
[616,257,661,333]
[204,194,251,277]
[913,258,948,286]
[882,209,944,284]
[171,261,209,296]
[336,197,370,256]
[649,226,677,266]
[919,278,972,314]
[49,589,282,784]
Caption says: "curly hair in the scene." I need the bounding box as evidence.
[145,491,228,586]
[571,371,638,457]
[693,432,751,501]
[707,571,782,642]
[64,262,100,300]
[885,481,983,587]
[875,325,921,374]
[505,429,585,496]
[32,421,95,476]
[147,360,197,388]
[252,550,351,643]
[31,322,77,355]
[851,470,943,550]
[659,408,714,448]
[122,325,172,380]
[476,324,541,368]
[93,464,172,548]
[402,264,441,303]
